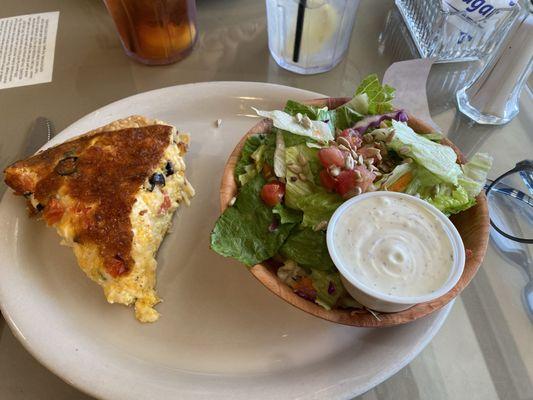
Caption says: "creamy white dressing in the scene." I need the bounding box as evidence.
[332,195,454,297]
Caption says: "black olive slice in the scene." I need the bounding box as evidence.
[148,172,165,191]
[165,161,174,176]
[55,156,78,176]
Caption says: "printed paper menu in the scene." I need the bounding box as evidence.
[0,12,59,90]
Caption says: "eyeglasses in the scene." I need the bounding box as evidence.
[485,160,533,244]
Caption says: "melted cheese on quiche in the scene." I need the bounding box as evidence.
[23,120,194,323]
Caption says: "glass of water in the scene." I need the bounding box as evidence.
[266,0,360,75]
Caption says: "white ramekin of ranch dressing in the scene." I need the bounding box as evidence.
[326,191,465,313]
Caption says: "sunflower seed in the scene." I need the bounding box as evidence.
[295,113,303,123]
[358,155,364,165]
[354,170,362,180]
[399,146,410,155]
[302,115,313,129]
[351,149,359,161]
[288,164,302,174]
[298,173,307,181]
[354,187,363,195]
[329,166,341,177]
[337,136,352,149]
[313,220,328,231]
[366,147,380,156]
[344,154,355,170]
[338,144,350,152]
[297,154,308,165]
[403,157,413,164]
[376,152,383,161]
[371,129,388,141]
[379,121,388,129]
[386,132,395,142]
[365,158,374,166]
[228,196,236,206]
[215,118,222,128]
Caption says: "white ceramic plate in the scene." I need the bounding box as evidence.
[0,82,453,400]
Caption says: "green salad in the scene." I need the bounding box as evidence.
[210,75,492,310]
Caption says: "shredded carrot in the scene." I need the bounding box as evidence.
[293,276,317,300]
[387,171,413,192]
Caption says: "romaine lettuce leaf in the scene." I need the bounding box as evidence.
[284,145,343,227]
[273,131,286,178]
[282,129,310,147]
[235,133,277,186]
[331,74,394,130]
[428,185,475,215]
[284,145,321,205]
[253,108,334,142]
[279,228,335,271]
[273,204,303,224]
[292,191,343,228]
[405,167,475,215]
[284,100,336,132]
[210,174,297,266]
[345,93,369,115]
[333,104,364,130]
[262,131,277,167]
[389,120,462,185]
[238,164,257,186]
[459,152,493,197]
[251,144,266,172]
[355,74,395,114]
[235,135,264,180]
[284,100,330,121]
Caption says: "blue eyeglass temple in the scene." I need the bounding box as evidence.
[484,169,533,208]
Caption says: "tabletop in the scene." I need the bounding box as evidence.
[0,0,532,399]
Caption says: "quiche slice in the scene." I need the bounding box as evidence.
[3,116,195,322]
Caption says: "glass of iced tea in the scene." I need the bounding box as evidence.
[103,0,197,65]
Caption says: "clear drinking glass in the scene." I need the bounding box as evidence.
[266,0,360,74]
[395,0,526,62]
[103,0,197,65]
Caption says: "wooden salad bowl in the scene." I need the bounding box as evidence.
[219,97,490,327]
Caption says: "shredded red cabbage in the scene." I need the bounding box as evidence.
[294,289,316,301]
[327,281,335,294]
[352,110,408,134]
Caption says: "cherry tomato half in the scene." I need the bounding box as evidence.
[319,169,337,192]
[260,181,285,207]
[318,147,344,168]
[339,128,363,148]
[354,165,377,192]
[336,170,357,196]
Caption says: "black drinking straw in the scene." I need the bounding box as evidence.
[292,0,307,63]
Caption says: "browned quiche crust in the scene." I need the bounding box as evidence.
[4,123,172,278]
